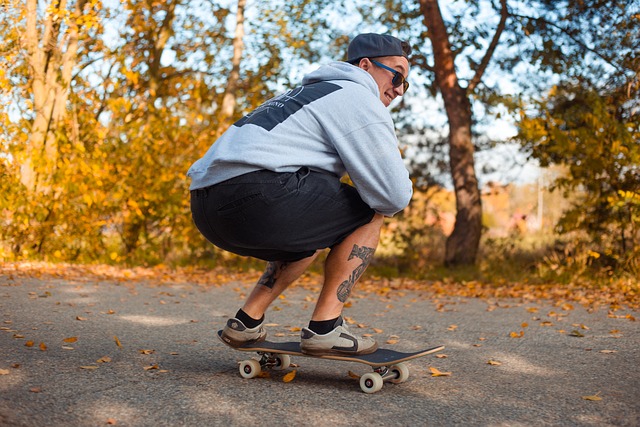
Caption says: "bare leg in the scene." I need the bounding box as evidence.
[311,214,384,321]
[241,252,319,319]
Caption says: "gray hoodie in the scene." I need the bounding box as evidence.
[187,61,412,216]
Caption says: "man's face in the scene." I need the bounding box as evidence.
[360,56,410,107]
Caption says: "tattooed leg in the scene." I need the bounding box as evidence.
[312,214,384,321]
[336,245,375,303]
[257,261,290,290]
[240,254,318,319]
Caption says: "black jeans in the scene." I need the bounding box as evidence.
[191,168,375,261]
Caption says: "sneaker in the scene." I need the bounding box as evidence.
[220,317,267,347]
[300,317,378,356]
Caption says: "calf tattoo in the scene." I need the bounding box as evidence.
[258,261,289,289]
[336,245,375,303]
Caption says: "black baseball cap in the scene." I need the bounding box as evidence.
[347,33,411,64]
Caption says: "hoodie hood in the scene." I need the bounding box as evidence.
[302,61,380,99]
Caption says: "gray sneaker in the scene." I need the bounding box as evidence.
[300,317,378,356]
[220,317,266,347]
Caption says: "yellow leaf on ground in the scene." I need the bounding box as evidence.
[76,316,87,321]
[447,325,458,331]
[373,328,383,334]
[114,336,122,348]
[25,341,34,347]
[283,370,296,383]
[0,369,9,375]
[106,418,117,425]
[39,342,47,351]
[429,367,452,377]
[436,354,448,359]
[510,331,524,338]
[97,356,111,363]
[63,337,78,343]
[599,350,617,354]
[144,364,159,371]
[289,327,301,332]
[139,349,155,355]
[348,370,360,379]
[582,393,602,401]
[487,360,502,366]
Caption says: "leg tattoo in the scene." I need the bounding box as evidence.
[336,245,375,303]
[257,261,289,290]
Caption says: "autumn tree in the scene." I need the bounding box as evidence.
[514,1,639,271]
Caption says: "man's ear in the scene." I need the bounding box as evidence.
[358,58,371,71]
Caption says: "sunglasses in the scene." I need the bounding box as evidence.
[370,59,409,93]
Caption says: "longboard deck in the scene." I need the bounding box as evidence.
[217,330,444,368]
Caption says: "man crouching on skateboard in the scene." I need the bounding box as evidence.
[188,33,412,356]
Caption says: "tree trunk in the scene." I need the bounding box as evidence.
[21,0,86,192]
[218,0,246,130]
[420,0,483,265]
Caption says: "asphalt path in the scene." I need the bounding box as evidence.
[0,272,638,426]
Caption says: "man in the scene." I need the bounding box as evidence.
[188,33,413,356]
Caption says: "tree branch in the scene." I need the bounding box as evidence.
[510,12,625,74]
[467,0,508,93]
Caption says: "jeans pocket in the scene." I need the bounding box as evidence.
[216,192,263,217]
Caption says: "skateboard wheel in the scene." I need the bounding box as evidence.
[273,354,291,370]
[360,372,383,393]
[388,363,409,384]
[239,360,261,379]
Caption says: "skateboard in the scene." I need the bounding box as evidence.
[217,330,444,393]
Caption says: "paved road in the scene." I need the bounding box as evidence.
[1,272,638,426]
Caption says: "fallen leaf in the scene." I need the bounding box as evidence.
[114,336,122,348]
[97,356,112,363]
[25,341,34,347]
[76,316,87,321]
[526,307,539,313]
[39,342,47,351]
[283,370,296,383]
[599,350,617,354]
[436,354,448,359]
[289,327,301,332]
[570,330,585,338]
[0,369,9,375]
[13,334,24,339]
[372,328,383,334]
[447,325,458,331]
[487,360,502,366]
[348,370,360,379]
[521,322,529,328]
[144,364,159,371]
[429,367,452,377]
[30,387,42,393]
[138,349,155,355]
[582,393,602,401]
[257,371,271,378]
[63,337,78,343]
[386,338,399,345]
[540,321,554,326]
[509,331,524,338]
[106,418,117,425]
